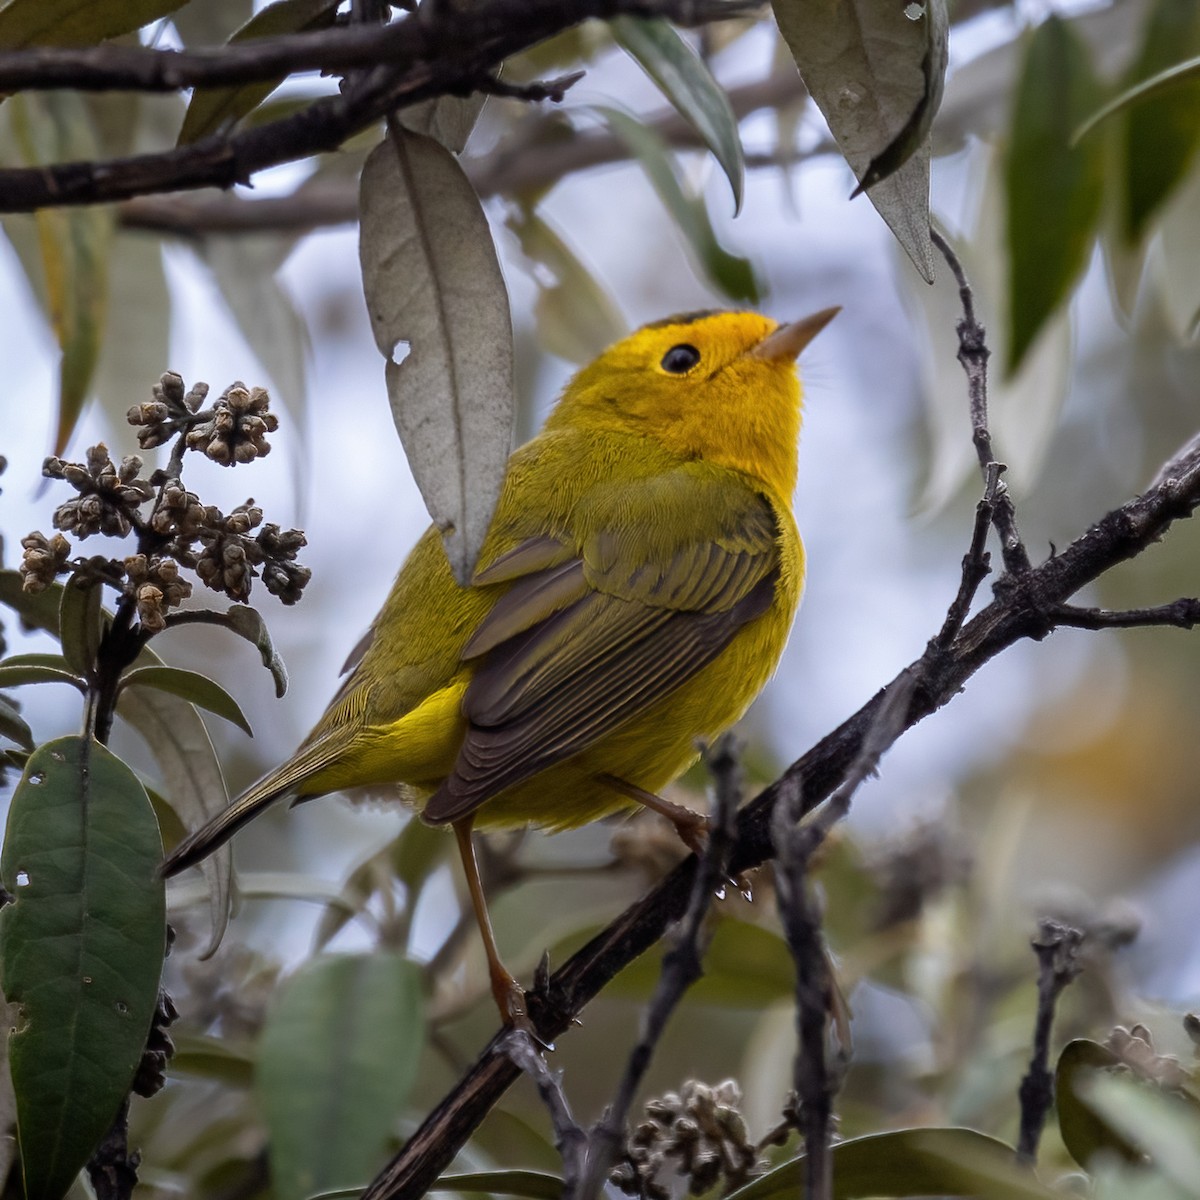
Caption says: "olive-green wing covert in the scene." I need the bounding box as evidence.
[423,472,782,824]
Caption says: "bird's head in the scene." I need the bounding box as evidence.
[546,308,838,498]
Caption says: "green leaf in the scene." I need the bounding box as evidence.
[1120,2,1200,242]
[258,954,425,1200]
[726,1127,1060,1200]
[8,94,115,453]
[607,917,795,1005]
[169,1032,255,1087]
[1075,56,1200,146]
[0,0,186,47]
[597,106,759,303]
[57,578,103,679]
[0,695,33,751]
[1055,1039,1141,1169]
[1005,16,1104,375]
[398,94,490,154]
[119,665,253,737]
[0,737,166,1200]
[1083,1075,1200,1196]
[359,127,516,586]
[771,0,944,281]
[610,16,745,213]
[507,207,627,365]
[223,604,289,698]
[0,664,85,691]
[0,571,63,636]
[429,1171,566,1199]
[118,660,232,959]
[177,0,340,144]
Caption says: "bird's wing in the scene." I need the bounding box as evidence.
[423,470,782,824]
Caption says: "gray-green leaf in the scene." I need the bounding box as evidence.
[771,0,942,281]
[119,665,253,737]
[359,128,515,586]
[611,16,745,213]
[0,695,32,751]
[258,954,425,1200]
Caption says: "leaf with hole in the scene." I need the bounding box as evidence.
[611,15,745,213]
[0,737,165,1200]
[258,953,425,1200]
[359,128,515,586]
[120,665,253,736]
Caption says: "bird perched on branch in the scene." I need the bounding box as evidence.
[162,307,837,1027]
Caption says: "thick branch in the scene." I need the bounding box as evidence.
[0,0,753,212]
[361,430,1200,1200]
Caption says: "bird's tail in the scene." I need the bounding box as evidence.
[160,733,347,878]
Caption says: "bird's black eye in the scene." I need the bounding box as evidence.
[661,343,701,374]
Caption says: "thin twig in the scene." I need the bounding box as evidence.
[361,428,1200,1200]
[930,227,1032,576]
[502,1030,588,1191]
[577,736,742,1200]
[934,461,1001,650]
[1016,919,1084,1164]
[1050,598,1200,630]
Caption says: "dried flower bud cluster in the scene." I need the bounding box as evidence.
[124,554,193,633]
[132,989,179,1099]
[19,531,72,594]
[185,382,278,466]
[126,371,210,451]
[612,1080,759,1199]
[1105,1024,1193,1093]
[43,445,154,539]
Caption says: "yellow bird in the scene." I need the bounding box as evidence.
[162,307,837,1025]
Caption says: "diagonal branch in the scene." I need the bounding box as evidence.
[0,0,755,213]
[360,426,1200,1200]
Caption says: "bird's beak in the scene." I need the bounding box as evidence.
[750,306,841,362]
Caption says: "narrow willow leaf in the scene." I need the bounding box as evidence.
[1157,163,1200,338]
[169,1032,255,1088]
[91,234,171,440]
[0,695,32,751]
[0,0,186,47]
[258,954,425,1200]
[598,107,759,303]
[178,0,342,144]
[8,94,115,452]
[398,94,489,154]
[1005,17,1104,375]
[508,207,627,365]
[200,237,310,433]
[771,0,940,281]
[120,666,253,737]
[57,578,103,680]
[224,605,289,698]
[0,664,85,691]
[1055,1039,1141,1169]
[610,15,745,213]
[428,1172,566,1199]
[1075,55,1200,145]
[0,737,165,1200]
[726,1127,1060,1200]
[359,128,515,585]
[1120,0,1200,242]
[117,668,232,958]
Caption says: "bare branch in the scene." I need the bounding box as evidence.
[1016,920,1084,1164]
[0,0,756,213]
[1051,598,1200,631]
[579,735,742,1200]
[931,227,1032,576]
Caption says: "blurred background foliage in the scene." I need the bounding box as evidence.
[1,0,1200,1196]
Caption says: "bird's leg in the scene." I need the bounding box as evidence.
[599,774,710,856]
[453,818,530,1031]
